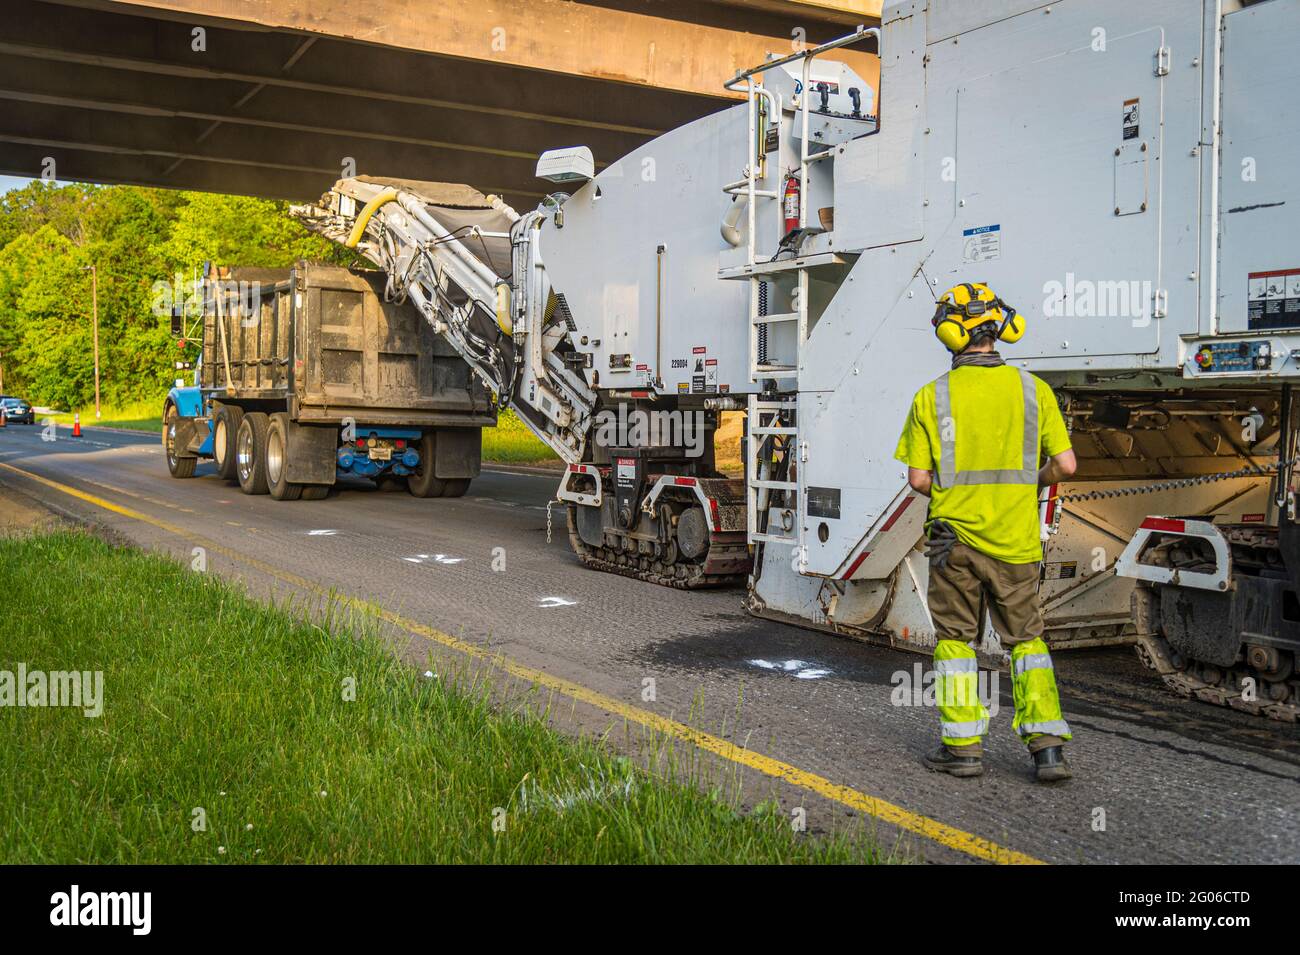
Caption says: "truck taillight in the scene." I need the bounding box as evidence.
[395,439,406,449]
[357,439,366,449]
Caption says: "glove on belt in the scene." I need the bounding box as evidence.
[925,520,959,570]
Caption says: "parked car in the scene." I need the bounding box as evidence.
[0,396,34,424]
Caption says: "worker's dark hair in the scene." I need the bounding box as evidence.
[968,321,1000,349]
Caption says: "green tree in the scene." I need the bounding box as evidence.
[0,184,351,409]
[156,192,351,273]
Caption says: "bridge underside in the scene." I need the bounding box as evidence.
[0,0,879,205]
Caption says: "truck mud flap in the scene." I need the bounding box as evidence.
[285,421,338,485]
[434,428,482,480]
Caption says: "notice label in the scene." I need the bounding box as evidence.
[1247,269,1300,330]
[962,224,1001,264]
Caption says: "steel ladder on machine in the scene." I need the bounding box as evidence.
[723,25,876,568]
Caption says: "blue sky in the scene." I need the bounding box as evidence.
[1,176,42,194]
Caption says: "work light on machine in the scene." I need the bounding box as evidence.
[536,146,594,183]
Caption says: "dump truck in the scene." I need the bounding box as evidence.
[296,0,1300,721]
[162,263,495,499]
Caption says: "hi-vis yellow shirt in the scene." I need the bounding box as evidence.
[894,364,1071,564]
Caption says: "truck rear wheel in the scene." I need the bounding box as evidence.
[406,432,447,498]
[441,478,470,498]
[265,413,302,501]
[235,412,270,495]
[212,404,243,482]
[300,484,330,501]
[163,403,197,479]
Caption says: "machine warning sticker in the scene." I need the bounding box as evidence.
[692,346,707,355]
[678,382,690,393]
[962,224,1001,264]
[1043,561,1077,581]
[1122,97,1140,140]
[1248,269,1300,329]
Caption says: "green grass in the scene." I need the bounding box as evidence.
[0,530,887,864]
[46,399,162,433]
[482,408,558,464]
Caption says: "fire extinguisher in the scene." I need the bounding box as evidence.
[782,171,801,238]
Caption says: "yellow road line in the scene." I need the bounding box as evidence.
[0,460,1046,865]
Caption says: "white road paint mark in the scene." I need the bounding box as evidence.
[402,553,464,565]
[538,596,577,609]
[748,659,832,680]
[307,529,338,536]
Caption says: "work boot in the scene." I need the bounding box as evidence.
[1032,745,1072,783]
[923,746,984,778]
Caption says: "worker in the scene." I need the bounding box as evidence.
[894,283,1077,782]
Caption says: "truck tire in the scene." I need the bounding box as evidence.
[300,484,330,501]
[441,478,471,498]
[235,412,270,495]
[163,403,197,479]
[406,431,448,498]
[265,413,302,501]
[212,404,243,482]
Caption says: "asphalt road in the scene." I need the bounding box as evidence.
[1,421,1297,864]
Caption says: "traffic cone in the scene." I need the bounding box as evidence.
[0,407,7,428]
[72,413,81,438]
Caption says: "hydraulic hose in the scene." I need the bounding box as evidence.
[345,187,399,248]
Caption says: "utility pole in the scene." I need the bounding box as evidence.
[82,264,101,419]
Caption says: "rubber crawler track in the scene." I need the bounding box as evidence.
[1131,611,1299,723]
[565,506,743,590]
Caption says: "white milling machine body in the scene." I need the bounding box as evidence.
[298,0,1300,720]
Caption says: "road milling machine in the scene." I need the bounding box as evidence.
[297,0,1300,721]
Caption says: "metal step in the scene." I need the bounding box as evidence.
[752,311,800,325]
[718,251,855,280]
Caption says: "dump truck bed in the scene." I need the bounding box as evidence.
[199,263,495,428]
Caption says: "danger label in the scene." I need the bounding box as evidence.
[1248,269,1300,329]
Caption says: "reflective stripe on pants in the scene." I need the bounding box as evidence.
[1010,637,1071,743]
[934,639,989,748]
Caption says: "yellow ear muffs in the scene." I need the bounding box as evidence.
[935,316,972,352]
[998,312,1026,343]
[994,300,1027,344]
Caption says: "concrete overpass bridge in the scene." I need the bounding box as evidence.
[0,0,880,205]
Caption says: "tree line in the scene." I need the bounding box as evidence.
[0,182,349,410]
